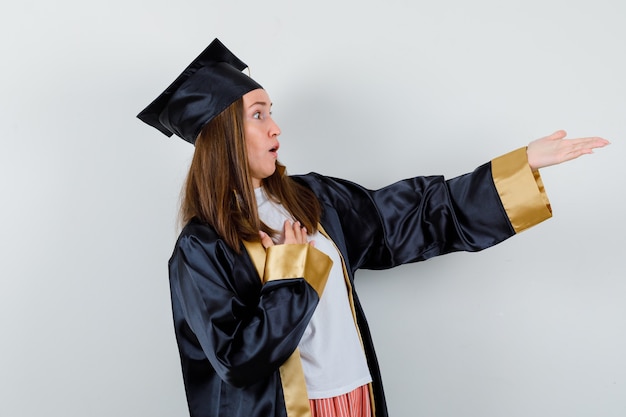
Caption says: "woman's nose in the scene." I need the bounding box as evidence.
[269,118,281,137]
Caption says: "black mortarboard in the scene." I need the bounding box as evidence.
[137,38,262,144]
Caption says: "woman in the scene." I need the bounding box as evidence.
[137,39,608,417]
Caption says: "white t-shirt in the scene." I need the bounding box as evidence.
[255,187,372,399]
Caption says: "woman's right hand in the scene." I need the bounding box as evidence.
[259,220,313,249]
[526,130,610,170]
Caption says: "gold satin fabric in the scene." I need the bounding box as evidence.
[279,351,314,417]
[243,239,267,279]
[265,244,333,297]
[243,228,376,417]
[491,147,553,233]
[317,225,377,417]
[242,239,333,417]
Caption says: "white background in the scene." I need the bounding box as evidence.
[1,1,624,416]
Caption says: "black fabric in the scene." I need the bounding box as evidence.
[137,39,262,144]
[168,163,515,417]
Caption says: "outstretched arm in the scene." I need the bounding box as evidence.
[527,130,610,170]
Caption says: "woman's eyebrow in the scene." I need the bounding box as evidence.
[247,101,273,108]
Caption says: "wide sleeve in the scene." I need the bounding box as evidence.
[168,222,332,388]
[295,147,551,271]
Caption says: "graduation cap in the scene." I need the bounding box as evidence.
[137,38,262,144]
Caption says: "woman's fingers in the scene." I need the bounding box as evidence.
[284,220,306,244]
[297,224,308,244]
[527,130,610,170]
[259,231,274,249]
[282,220,295,243]
[283,220,311,245]
[261,220,314,248]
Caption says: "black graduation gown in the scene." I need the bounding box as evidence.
[168,148,552,417]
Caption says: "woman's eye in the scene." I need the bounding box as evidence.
[252,112,261,119]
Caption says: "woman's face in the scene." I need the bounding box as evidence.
[242,88,282,188]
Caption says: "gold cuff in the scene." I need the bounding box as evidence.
[264,244,333,297]
[491,147,552,233]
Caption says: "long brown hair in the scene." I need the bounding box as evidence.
[180,97,321,252]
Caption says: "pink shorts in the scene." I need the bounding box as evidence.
[309,384,371,417]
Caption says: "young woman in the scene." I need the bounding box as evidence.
[137,39,608,417]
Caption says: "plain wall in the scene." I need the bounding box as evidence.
[1,0,624,416]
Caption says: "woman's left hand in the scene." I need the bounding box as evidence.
[527,130,610,171]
